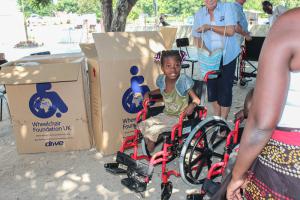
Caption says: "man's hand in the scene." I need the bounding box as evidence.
[196,24,211,33]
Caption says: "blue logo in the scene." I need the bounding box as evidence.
[29,83,68,118]
[122,66,150,114]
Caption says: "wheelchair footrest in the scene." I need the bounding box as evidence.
[104,162,127,174]
[186,193,205,200]
[202,178,221,197]
[121,177,147,193]
[116,151,150,177]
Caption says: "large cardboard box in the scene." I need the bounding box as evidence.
[160,27,177,50]
[0,56,92,153]
[80,31,166,155]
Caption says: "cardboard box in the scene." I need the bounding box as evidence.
[160,27,177,50]
[0,56,92,153]
[80,31,166,155]
[79,43,102,150]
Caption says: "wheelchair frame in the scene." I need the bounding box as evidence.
[186,119,241,200]
[105,72,231,200]
[238,37,265,87]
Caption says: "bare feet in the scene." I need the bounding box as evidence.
[217,127,228,138]
[145,138,155,153]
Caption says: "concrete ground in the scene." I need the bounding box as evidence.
[0,73,255,200]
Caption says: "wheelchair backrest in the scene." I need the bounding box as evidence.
[244,36,265,61]
[190,79,206,107]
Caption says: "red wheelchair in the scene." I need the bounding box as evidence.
[186,119,242,200]
[104,72,231,200]
[237,37,265,87]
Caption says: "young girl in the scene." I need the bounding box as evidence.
[138,50,201,152]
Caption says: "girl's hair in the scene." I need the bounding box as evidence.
[154,50,186,66]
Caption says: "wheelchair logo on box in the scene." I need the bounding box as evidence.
[29,83,68,118]
[122,66,150,114]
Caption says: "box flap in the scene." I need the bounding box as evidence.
[19,52,84,62]
[0,58,83,85]
[80,43,98,58]
[160,27,177,50]
[93,31,166,60]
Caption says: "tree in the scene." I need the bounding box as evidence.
[32,0,139,32]
[100,0,138,32]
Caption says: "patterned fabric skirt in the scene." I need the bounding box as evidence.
[245,129,300,200]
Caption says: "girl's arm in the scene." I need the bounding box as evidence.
[188,89,201,106]
[185,89,201,116]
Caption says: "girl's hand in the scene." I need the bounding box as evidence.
[143,92,150,100]
[185,104,196,116]
[226,176,247,200]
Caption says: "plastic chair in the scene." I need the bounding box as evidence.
[176,38,198,78]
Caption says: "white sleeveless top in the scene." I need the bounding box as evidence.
[277,72,300,128]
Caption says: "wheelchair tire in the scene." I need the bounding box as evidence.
[179,116,230,186]
[161,181,173,200]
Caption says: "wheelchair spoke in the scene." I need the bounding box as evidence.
[212,138,226,149]
[179,117,231,186]
[194,156,207,179]
[212,152,223,159]
[189,153,204,167]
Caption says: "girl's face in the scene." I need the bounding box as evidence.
[162,56,181,80]
[204,0,218,11]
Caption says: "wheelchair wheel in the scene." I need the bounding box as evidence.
[179,116,230,186]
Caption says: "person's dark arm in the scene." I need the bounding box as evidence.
[232,12,294,183]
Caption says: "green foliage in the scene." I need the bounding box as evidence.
[17,0,54,17]
[77,0,101,17]
[157,0,204,17]
[128,0,153,20]
[129,0,204,21]
[17,0,300,21]
[55,0,79,13]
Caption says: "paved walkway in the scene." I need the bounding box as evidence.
[0,76,254,199]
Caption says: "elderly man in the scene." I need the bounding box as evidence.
[262,1,287,26]
[192,0,239,120]
[234,0,251,45]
